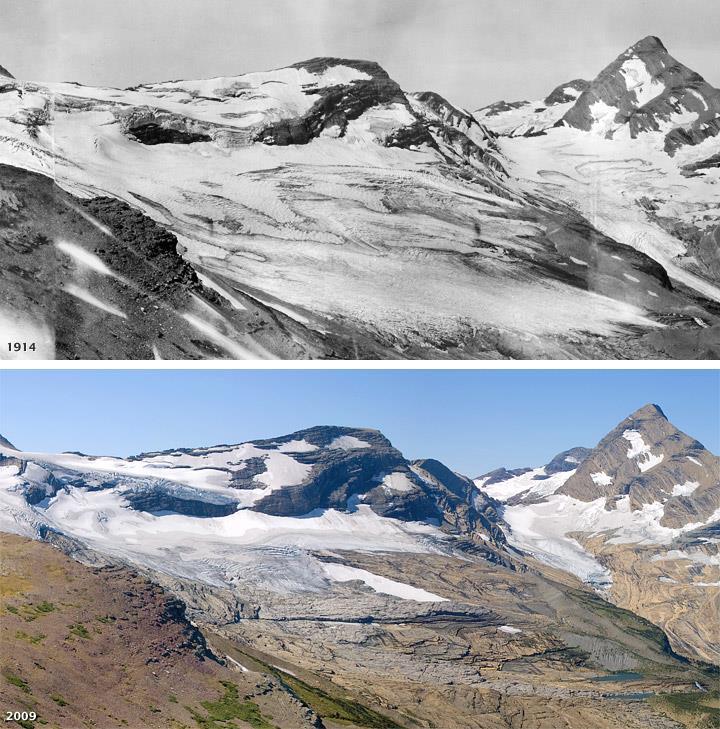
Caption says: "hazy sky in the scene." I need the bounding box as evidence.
[1,370,717,475]
[1,0,718,108]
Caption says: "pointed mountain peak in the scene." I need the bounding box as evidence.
[560,35,720,153]
[625,403,667,421]
[0,64,14,79]
[625,35,668,55]
[558,403,717,516]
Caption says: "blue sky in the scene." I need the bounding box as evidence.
[0,370,716,476]
[1,0,718,108]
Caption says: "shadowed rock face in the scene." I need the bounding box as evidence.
[544,79,589,106]
[123,490,239,518]
[246,427,506,544]
[0,63,13,78]
[408,90,507,176]
[411,458,506,544]
[560,36,720,154]
[255,57,418,146]
[559,403,720,526]
[128,122,212,145]
[544,447,593,474]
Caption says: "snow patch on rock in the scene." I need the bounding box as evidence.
[321,562,447,602]
[622,429,664,472]
[328,435,372,451]
[672,481,700,497]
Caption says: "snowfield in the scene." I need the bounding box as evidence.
[320,562,447,602]
[1,55,711,360]
[0,436,454,595]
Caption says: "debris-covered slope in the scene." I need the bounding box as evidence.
[0,533,324,729]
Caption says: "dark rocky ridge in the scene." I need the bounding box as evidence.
[681,152,720,174]
[255,57,422,146]
[544,447,593,475]
[123,489,239,518]
[244,426,506,545]
[544,79,590,106]
[409,90,507,176]
[478,466,532,485]
[476,447,591,485]
[0,164,338,359]
[0,63,13,78]
[476,99,528,117]
[127,122,212,145]
[0,433,18,449]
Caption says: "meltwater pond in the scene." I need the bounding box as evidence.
[591,672,644,683]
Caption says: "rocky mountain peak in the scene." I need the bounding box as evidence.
[544,446,592,474]
[560,36,720,153]
[0,63,13,78]
[627,35,668,55]
[543,78,589,106]
[558,405,719,527]
[289,56,392,81]
[624,402,667,422]
[250,424,391,451]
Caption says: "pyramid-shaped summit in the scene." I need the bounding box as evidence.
[557,404,718,527]
[0,63,14,78]
[625,402,667,421]
[627,35,668,54]
[560,35,720,153]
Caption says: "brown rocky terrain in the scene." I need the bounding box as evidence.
[160,549,716,729]
[559,404,719,526]
[577,534,720,666]
[0,534,328,729]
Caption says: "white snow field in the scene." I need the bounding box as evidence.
[320,562,447,602]
[0,439,448,595]
[497,124,720,303]
[474,468,575,502]
[475,459,720,591]
[0,61,688,359]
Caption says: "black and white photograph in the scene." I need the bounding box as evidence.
[0,0,718,359]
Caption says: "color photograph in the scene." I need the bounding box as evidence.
[0,369,718,728]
